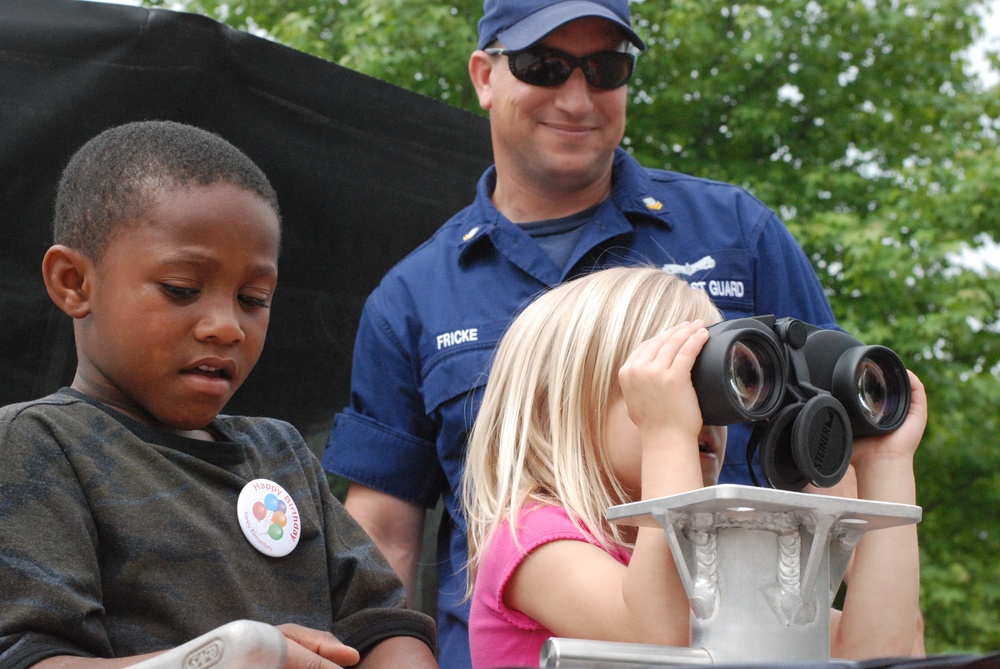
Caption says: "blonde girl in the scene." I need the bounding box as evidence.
[462,266,926,668]
[462,267,724,668]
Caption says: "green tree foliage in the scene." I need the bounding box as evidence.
[147,0,1000,653]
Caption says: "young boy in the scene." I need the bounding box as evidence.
[0,121,438,669]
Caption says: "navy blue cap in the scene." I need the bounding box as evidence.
[477,0,646,51]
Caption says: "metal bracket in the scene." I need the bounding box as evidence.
[541,485,920,667]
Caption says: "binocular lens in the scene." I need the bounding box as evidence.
[828,344,909,435]
[694,321,787,425]
[727,341,772,413]
[856,357,894,425]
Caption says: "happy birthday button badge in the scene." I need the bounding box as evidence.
[237,479,301,557]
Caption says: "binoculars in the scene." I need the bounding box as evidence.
[692,316,911,491]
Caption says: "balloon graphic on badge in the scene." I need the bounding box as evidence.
[252,501,267,520]
[237,479,301,557]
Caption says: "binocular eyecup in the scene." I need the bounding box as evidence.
[692,316,911,491]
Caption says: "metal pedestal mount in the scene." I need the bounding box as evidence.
[540,484,921,668]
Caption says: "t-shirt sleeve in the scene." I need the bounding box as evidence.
[0,406,109,668]
[314,455,436,655]
[476,506,628,630]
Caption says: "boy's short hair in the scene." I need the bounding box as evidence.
[53,120,281,261]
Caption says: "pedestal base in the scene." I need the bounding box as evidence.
[541,485,921,667]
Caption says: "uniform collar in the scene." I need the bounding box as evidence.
[457,148,671,259]
[608,147,673,226]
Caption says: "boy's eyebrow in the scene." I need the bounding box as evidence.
[155,250,278,279]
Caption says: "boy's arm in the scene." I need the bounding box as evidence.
[830,371,926,659]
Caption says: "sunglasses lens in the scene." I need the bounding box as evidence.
[510,51,572,87]
[509,50,634,89]
[587,53,634,89]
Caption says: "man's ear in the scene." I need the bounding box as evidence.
[42,244,93,319]
[468,50,496,111]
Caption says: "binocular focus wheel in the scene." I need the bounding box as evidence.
[760,396,853,490]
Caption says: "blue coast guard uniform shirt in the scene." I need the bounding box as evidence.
[322,148,837,669]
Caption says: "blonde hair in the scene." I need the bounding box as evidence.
[462,267,721,594]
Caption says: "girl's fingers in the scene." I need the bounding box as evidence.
[627,320,706,368]
[619,321,710,428]
[657,323,710,372]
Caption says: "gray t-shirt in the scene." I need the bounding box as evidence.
[0,389,434,669]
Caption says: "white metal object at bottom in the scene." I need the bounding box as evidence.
[125,619,287,669]
[540,638,713,668]
[541,485,921,667]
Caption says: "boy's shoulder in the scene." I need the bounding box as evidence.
[0,391,113,468]
[0,394,312,470]
[0,393,302,450]
[0,389,84,425]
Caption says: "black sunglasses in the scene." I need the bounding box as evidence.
[484,46,636,90]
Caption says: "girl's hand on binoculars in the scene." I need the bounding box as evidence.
[852,370,926,465]
[851,370,925,505]
[619,320,710,443]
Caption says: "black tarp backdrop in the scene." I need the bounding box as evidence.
[0,0,492,442]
